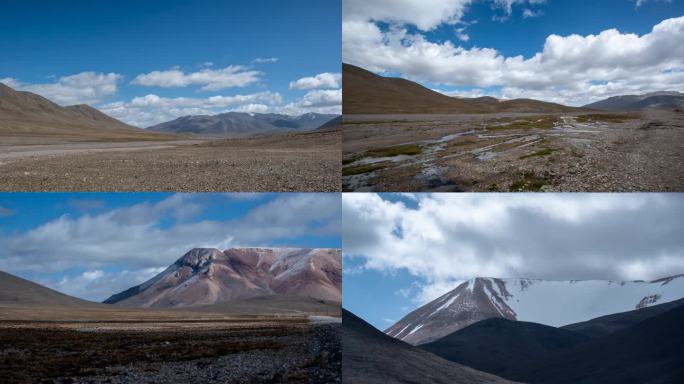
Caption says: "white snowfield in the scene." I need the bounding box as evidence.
[386,274,684,345]
[492,276,684,326]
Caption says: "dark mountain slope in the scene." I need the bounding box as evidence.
[562,297,684,338]
[504,302,684,384]
[342,309,518,384]
[421,318,589,377]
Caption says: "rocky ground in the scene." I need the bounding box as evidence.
[342,110,684,192]
[0,130,341,192]
[0,322,341,384]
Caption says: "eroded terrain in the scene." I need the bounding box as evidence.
[0,130,341,192]
[342,110,684,192]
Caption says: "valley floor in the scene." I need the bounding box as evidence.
[0,318,340,384]
[0,130,341,192]
[342,110,684,192]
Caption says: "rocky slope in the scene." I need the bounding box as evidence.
[0,270,99,307]
[104,248,342,308]
[147,112,339,137]
[343,63,580,114]
[386,275,684,345]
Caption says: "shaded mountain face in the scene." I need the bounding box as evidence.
[421,318,588,378]
[104,248,342,308]
[146,112,339,137]
[583,91,684,111]
[386,275,684,345]
[0,82,159,139]
[503,301,684,384]
[419,299,684,384]
[0,270,98,307]
[342,63,579,114]
[561,297,684,338]
[342,309,518,384]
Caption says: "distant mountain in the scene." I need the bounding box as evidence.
[421,318,589,378]
[0,82,166,140]
[104,247,342,308]
[342,63,579,114]
[583,91,684,111]
[147,112,339,137]
[385,275,684,345]
[0,270,97,307]
[316,115,341,131]
[341,309,517,384]
[418,299,684,384]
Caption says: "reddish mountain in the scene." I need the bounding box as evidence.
[104,247,342,308]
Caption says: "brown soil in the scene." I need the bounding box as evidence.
[0,130,341,192]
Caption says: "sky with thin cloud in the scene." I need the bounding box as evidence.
[0,0,341,127]
[0,193,341,302]
[343,193,684,330]
[343,0,684,106]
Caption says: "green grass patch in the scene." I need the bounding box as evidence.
[519,147,555,160]
[509,171,551,192]
[342,155,363,165]
[365,144,422,157]
[342,164,386,176]
[490,116,560,131]
[575,113,640,123]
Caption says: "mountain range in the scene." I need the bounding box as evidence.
[104,247,342,308]
[385,275,684,345]
[419,298,684,384]
[583,91,684,111]
[342,308,517,384]
[342,63,580,114]
[0,82,168,140]
[146,111,339,137]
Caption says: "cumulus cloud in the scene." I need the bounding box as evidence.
[132,65,261,91]
[2,72,121,105]
[343,15,684,105]
[289,73,342,90]
[99,91,283,127]
[279,89,342,115]
[343,193,684,304]
[0,193,340,301]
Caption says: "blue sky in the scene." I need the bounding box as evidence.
[0,192,341,301]
[343,0,684,106]
[0,0,341,126]
[342,193,684,331]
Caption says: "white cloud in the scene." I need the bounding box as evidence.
[343,193,684,304]
[253,57,279,63]
[279,89,342,115]
[100,92,283,127]
[289,73,342,90]
[132,65,261,91]
[2,72,121,105]
[1,193,341,301]
[45,267,167,302]
[635,0,672,8]
[343,15,684,105]
[343,0,472,31]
